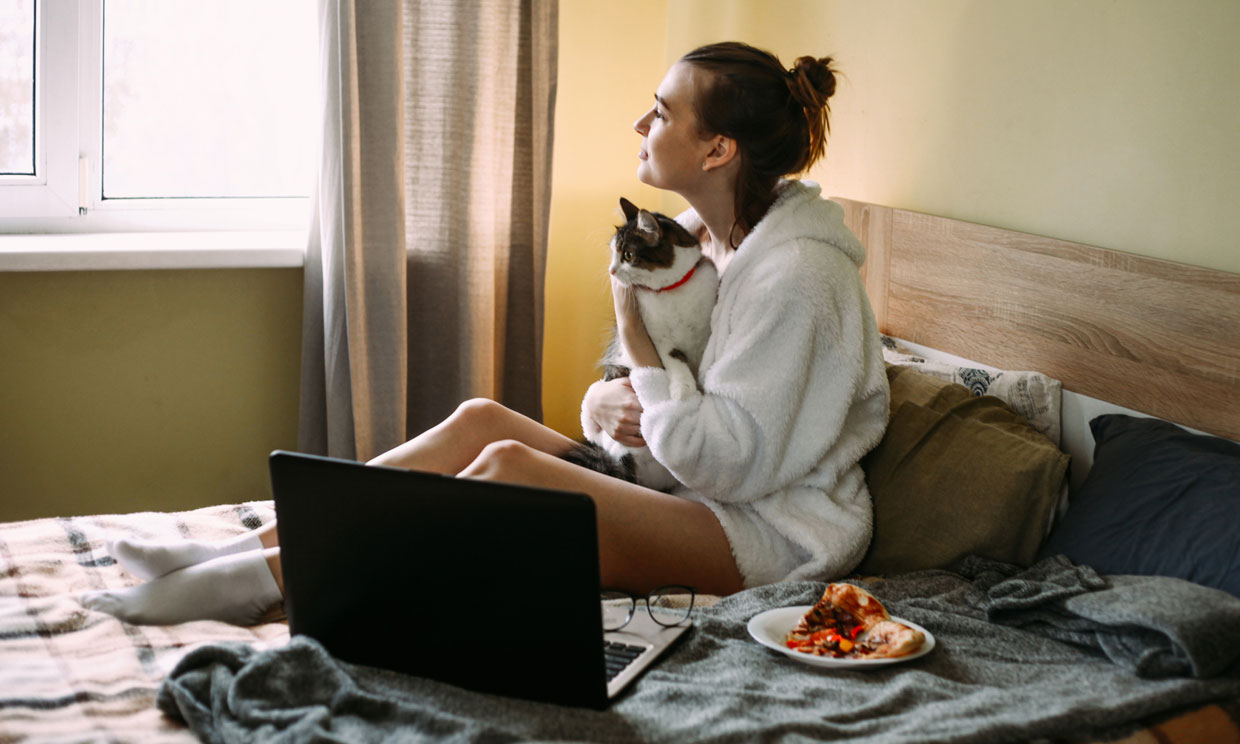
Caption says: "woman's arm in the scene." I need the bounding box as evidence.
[631,247,882,504]
[579,278,663,447]
[630,299,811,503]
[612,277,662,370]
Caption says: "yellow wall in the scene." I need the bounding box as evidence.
[662,0,1240,273]
[0,269,302,521]
[542,0,1240,437]
[541,0,672,437]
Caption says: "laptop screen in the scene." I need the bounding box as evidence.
[270,451,611,708]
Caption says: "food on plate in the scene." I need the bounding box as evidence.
[784,583,925,659]
[860,619,925,658]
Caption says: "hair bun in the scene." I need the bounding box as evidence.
[787,55,837,110]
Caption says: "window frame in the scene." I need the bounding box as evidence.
[0,0,77,220]
[0,0,314,237]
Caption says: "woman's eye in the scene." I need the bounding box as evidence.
[654,108,663,119]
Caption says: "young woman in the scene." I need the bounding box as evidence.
[81,42,889,627]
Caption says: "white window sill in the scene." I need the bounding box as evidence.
[0,231,306,271]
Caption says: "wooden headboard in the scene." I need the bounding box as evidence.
[836,198,1240,443]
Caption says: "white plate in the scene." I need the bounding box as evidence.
[746,605,936,668]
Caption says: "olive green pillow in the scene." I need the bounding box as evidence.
[857,364,1069,575]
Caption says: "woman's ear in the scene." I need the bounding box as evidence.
[702,135,738,172]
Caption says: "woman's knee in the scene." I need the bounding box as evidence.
[449,398,507,429]
[460,438,535,480]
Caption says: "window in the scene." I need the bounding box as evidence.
[0,0,316,234]
[0,1,35,177]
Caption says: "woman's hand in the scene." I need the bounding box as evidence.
[612,276,662,369]
[583,377,646,447]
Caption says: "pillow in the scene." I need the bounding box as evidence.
[880,335,1062,445]
[857,364,1070,575]
[1036,414,1240,598]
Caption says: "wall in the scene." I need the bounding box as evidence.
[663,0,1240,273]
[0,268,302,521]
[541,0,671,437]
[541,0,1240,437]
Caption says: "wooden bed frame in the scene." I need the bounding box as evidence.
[837,198,1240,443]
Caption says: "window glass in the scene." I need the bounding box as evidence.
[0,0,36,176]
[102,0,316,199]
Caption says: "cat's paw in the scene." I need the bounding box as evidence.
[669,378,697,400]
[662,352,699,400]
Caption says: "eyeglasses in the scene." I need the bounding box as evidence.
[600,584,696,631]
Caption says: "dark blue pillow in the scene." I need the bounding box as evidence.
[1037,414,1240,598]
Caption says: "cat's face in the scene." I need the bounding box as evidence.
[609,197,698,284]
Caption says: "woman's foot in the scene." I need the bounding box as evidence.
[79,550,281,626]
[108,530,265,580]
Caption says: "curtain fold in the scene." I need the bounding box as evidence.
[301,0,557,461]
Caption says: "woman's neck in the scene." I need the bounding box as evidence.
[683,189,744,274]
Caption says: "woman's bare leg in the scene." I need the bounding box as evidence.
[106,401,568,576]
[366,400,742,592]
[263,546,283,594]
[256,521,279,548]
[367,398,579,472]
[460,439,744,596]
[81,399,742,627]
[260,403,740,605]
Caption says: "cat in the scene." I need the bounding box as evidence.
[562,197,718,491]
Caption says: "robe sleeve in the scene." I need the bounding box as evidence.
[630,243,868,504]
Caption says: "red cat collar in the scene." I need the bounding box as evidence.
[655,261,700,292]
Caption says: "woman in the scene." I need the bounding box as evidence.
[81,42,889,627]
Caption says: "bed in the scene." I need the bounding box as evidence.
[2,198,1238,743]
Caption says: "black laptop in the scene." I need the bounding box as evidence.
[268,450,691,709]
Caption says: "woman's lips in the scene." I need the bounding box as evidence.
[638,149,648,161]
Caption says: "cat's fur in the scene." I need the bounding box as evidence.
[562,197,718,491]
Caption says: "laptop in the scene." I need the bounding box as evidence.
[268,450,691,709]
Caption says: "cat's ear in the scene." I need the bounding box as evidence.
[635,209,661,243]
[664,219,699,248]
[619,197,640,222]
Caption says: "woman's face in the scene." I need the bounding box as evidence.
[633,62,714,193]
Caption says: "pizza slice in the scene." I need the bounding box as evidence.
[785,583,925,659]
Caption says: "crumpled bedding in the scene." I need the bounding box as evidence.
[157,555,1240,744]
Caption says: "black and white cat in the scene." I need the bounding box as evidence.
[563,197,718,491]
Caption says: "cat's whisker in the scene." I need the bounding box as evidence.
[623,287,641,313]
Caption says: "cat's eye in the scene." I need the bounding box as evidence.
[623,251,633,261]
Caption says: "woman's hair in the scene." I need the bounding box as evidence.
[679,41,838,244]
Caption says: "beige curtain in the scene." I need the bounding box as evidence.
[300,0,557,461]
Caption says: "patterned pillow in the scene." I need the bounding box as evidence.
[880,335,1063,445]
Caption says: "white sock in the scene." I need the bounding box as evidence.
[108,530,265,580]
[79,550,282,626]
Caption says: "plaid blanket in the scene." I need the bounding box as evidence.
[2,503,1239,743]
[0,502,288,743]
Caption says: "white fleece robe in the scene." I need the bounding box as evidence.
[628,181,889,586]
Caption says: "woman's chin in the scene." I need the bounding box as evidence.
[635,165,657,188]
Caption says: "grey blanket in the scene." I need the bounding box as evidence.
[157,556,1240,743]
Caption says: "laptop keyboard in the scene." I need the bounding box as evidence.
[603,641,647,682]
